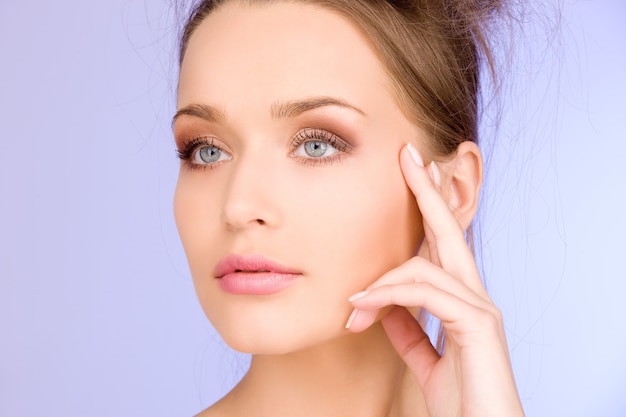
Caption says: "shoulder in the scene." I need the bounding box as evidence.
[194,407,221,417]
[194,397,231,417]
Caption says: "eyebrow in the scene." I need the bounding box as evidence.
[172,96,366,126]
[270,96,366,118]
[172,103,226,126]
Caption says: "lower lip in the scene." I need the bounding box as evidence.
[217,272,302,295]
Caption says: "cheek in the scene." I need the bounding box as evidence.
[174,176,200,253]
[290,158,422,294]
[173,174,223,277]
[172,157,422,354]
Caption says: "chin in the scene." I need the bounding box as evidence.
[209,310,348,356]
[223,337,300,356]
[218,329,325,356]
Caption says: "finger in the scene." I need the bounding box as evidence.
[360,257,489,306]
[349,282,503,346]
[418,219,440,267]
[347,258,493,333]
[401,145,483,294]
[345,307,384,333]
[381,306,440,388]
[382,304,520,415]
[402,145,474,275]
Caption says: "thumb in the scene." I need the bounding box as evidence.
[381,306,440,388]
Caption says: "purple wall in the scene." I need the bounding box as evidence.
[1,1,624,416]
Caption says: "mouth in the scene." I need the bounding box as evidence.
[213,254,303,295]
[214,254,302,277]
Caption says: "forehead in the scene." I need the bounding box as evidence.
[177,1,392,111]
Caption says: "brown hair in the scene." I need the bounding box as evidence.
[177,0,511,160]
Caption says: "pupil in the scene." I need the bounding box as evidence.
[305,141,327,157]
[199,146,220,163]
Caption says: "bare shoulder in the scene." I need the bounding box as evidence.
[194,397,231,417]
[194,406,222,417]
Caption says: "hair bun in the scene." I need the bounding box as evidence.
[386,0,416,12]
[386,0,502,22]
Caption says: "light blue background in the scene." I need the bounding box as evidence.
[1,1,624,416]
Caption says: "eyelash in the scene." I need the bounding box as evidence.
[289,128,351,166]
[176,136,207,161]
[176,136,225,172]
[176,128,351,171]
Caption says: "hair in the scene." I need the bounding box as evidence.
[178,0,513,158]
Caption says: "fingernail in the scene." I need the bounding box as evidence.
[429,161,441,187]
[406,143,424,167]
[348,290,369,302]
[345,308,359,329]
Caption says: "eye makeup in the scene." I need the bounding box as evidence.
[175,125,354,171]
[176,136,232,172]
[289,127,352,166]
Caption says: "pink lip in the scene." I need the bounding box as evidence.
[213,254,303,295]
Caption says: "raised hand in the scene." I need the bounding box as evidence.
[346,143,525,417]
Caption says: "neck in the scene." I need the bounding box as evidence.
[212,323,426,417]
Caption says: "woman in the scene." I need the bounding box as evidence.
[172,0,525,415]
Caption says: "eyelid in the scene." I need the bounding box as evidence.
[176,135,232,170]
[289,128,352,152]
[176,128,352,170]
[289,127,353,166]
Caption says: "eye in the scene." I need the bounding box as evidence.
[290,128,350,163]
[293,140,338,158]
[176,136,232,170]
[193,145,230,164]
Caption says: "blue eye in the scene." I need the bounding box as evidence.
[176,136,232,170]
[294,140,339,158]
[194,145,230,164]
[290,128,350,163]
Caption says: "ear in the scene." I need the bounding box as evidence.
[441,141,482,231]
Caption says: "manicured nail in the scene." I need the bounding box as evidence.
[429,161,441,187]
[406,143,424,167]
[348,290,369,302]
[345,308,359,329]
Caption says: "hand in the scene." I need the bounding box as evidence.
[346,144,525,417]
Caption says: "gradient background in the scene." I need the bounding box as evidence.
[1,1,624,416]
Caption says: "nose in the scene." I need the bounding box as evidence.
[220,150,281,231]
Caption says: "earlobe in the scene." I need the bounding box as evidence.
[444,141,483,231]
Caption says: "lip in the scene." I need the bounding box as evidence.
[213,254,303,295]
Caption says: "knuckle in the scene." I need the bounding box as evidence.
[476,305,504,332]
[414,280,435,292]
[409,256,428,267]
[491,305,503,322]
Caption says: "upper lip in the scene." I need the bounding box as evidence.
[213,254,302,278]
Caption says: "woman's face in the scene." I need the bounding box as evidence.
[174,1,424,354]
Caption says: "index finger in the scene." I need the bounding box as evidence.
[402,144,484,295]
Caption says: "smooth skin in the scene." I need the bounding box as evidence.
[174,2,524,416]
